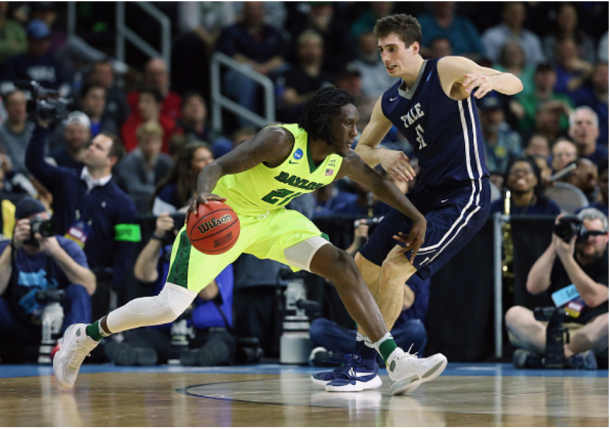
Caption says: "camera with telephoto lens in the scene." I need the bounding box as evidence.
[553,216,586,242]
[534,306,569,368]
[13,80,72,122]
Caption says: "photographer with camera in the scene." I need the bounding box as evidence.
[0,197,94,362]
[505,208,609,369]
[25,100,139,321]
[103,212,235,366]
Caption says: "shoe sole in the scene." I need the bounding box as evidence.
[53,324,77,389]
[391,357,448,396]
[325,375,383,392]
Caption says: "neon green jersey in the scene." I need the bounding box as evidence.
[213,124,343,217]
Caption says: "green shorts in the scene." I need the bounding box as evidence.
[167,209,328,293]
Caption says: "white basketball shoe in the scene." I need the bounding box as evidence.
[386,349,448,395]
[53,324,99,388]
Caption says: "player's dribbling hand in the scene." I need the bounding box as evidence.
[379,150,415,182]
[187,192,227,218]
[393,218,427,263]
[462,73,493,99]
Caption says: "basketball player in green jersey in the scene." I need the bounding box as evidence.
[54,87,447,395]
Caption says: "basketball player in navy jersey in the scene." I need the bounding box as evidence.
[314,14,523,393]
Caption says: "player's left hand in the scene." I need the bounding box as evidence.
[392,218,426,263]
[462,73,494,99]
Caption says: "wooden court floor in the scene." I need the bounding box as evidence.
[0,364,607,426]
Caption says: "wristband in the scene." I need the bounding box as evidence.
[150,233,164,242]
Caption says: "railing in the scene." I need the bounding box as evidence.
[210,52,276,135]
[493,213,505,359]
[115,2,171,72]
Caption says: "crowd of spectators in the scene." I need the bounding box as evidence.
[0,2,607,365]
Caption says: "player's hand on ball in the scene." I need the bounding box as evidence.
[187,192,227,219]
[379,150,415,182]
[393,218,427,263]
[463,73,493,99]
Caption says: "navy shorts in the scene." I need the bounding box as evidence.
[360,179,491,281]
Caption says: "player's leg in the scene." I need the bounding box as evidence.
[53,226,247,388]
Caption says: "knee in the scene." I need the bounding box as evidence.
[593,313,609,337]
[332,251,360,284]
[505,306,530,329]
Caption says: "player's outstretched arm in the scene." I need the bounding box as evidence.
[355,96,416,183]
[191,126,294,208]
[438,56,523,99]
[336,150,426,261]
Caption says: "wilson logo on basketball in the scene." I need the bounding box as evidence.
[214,232,233,248]
[197,214,233,234]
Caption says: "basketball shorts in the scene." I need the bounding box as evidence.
[167,208,328,293]
[360,179,491,281]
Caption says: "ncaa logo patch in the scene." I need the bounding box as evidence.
[294,149,304,160]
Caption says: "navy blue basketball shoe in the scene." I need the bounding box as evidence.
[323,354,382,392]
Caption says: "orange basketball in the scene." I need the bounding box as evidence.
[186,201,240,255]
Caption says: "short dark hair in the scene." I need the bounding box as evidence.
[99,132,126,164]
[374,14,422,48]
[298,86,356,145]
[138,87,164,104]
[504,155,550,206]
[80,82,106,99]
[180,91,205,111]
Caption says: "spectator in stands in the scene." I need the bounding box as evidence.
[490,155,561,216]
[152,142,213,216]
[104,213,235,366]
[599,32,608,63]
[551,138,578,173]
[25,118,138,321]
[568,107,609,166]
[577,159,608,217]
[479,96,523,175]
[429,36,452,59]
[211,127,255,160]
[0,90,34,174]
[506,208,608,370]
[417,2,484,61]
[561,158,599,204]
[528,101,565,147]
[0,1,26,77]
[333,179,390,218]
[350,2,394,42]
[117,120,172,197]
[175,92,208,143]
[122,87,176,154]
[495,40,536,97]
[128,58,181,122]
[3,19,64,91]
[215,1,288,127]
[313,182,358,218]
[167,134,189,163]
[30,2,65,55]
[0,197,94,361]
[554,38,593,97]
[482,2,545,66]
[352,32,397,98]
[543,3,596,66]
[79,83,120,139]
[525,134,552,186]
[277,30,334,123]
[49,112,90,171]
[517,62,573,134]
[88,60,130,126]
[287,2,352,74]
[572,63,609,146]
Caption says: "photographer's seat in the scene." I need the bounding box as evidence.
[544,183,589,214]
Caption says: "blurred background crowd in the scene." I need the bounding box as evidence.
[0,1,607,368]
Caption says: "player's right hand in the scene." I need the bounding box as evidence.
[379,150,415,182]
[187,192,227,218]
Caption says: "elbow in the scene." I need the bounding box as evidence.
[526,278,545,295]
[581,291,609,309]
[86,274,97,296]
[134,269,158,284]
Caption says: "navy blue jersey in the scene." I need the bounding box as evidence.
[381,58,490,188]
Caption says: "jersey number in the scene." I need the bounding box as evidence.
[415,124,427,150]
[261,189,303,205]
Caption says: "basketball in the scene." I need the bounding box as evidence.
[186,201,240,255]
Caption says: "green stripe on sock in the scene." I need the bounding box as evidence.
[379,338,398,363]
[86,321,103,342]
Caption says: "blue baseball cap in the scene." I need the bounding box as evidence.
[15,197,46,220]
[26,20,51,40]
